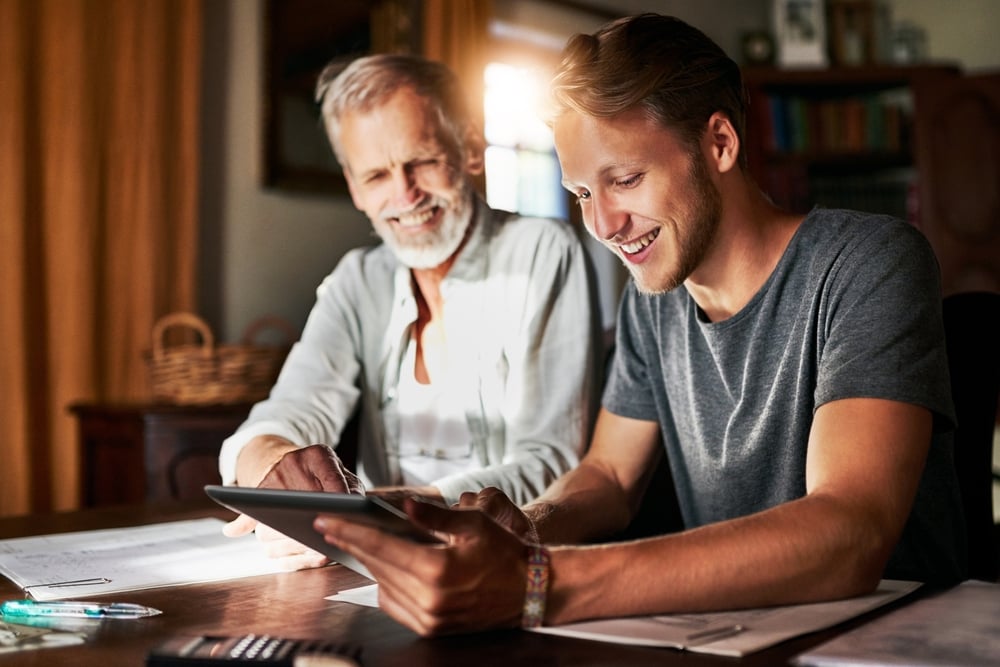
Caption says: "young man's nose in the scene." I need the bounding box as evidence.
[590,194,624,242]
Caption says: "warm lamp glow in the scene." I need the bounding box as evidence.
[483,62,565,219]
[484,63,553,151]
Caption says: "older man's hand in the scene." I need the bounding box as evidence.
[223,444,365,570]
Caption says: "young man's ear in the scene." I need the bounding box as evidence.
[705,111,740,174]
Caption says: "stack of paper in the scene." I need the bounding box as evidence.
[0,518,285,600]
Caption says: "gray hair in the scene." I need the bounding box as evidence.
[315,53,474,171]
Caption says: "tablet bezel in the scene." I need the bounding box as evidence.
[204,485,438,581]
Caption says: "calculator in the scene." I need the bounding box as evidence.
[146,633,361,666]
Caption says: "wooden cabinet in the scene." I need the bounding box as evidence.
[744,64,1000,296]
[71,402,253,507]
[911,73,1000,295]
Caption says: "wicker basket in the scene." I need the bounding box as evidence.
[147,312,296,405]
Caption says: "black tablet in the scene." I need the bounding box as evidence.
[204,485,440,580]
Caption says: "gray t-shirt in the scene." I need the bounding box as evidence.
[604,208,965,583]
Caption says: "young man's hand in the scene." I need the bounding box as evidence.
[456,487,539,543]
[315,497,530,636]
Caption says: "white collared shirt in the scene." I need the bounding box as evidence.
[219,199,604,505]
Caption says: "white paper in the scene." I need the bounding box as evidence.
[529,580,921,657]
[326,579,921,657]
[326,583,380,607]
[0,518,285,600]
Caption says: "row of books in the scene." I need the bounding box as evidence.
[810,169,915,221]
[761,163,917,222]
[753,90,913,155]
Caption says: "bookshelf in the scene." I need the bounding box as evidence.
[744,65,1000,296]
[744,65,959,220]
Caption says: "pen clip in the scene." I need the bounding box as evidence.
[22,577,112,599]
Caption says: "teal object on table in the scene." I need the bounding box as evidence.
[0,599,161,619]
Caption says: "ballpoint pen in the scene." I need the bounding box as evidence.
[1,599,162,620]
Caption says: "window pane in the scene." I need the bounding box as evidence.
[484,146,519,213]
[483,62,565,219]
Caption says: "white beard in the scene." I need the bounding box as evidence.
[377,186,475,270]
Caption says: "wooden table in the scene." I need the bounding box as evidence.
[0,501,899,667]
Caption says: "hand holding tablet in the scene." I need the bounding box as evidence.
[205,485,441,580]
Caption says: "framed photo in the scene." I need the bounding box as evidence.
[773,0,829,68]
[262,0,420,195]
[828,0,876,66]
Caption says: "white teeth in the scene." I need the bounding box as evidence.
[397,208,435,228]
[620,228,659,254]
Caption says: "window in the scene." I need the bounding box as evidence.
[482,62,566,220]
[480,18,628,330]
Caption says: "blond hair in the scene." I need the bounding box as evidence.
[551,14,749,168]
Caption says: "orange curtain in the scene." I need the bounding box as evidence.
[421,0,493,135]
[0,0,202,517]
[421,0,493,199]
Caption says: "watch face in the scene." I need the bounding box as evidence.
[743,30,775,65]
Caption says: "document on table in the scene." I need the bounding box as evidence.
[0,620,86,655]
[529,580,920,657]
[327,583,380,607]
[327,579,921,657]
[0,518,285,601]
[794,580,1000,666]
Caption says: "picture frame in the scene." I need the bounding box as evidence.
[772,0,829,68]
[828,0,876,66]
[262,0,421,195]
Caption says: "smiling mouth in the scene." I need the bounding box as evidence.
[619,228,660,255]
[395,206,439,228]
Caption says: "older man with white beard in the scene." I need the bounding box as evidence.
[218,53,604,570]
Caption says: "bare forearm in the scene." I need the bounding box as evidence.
[545,493,891,625]
[523,462,633,544]
[524,410,662,545]
[542,399,936,623]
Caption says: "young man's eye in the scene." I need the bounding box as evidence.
[616,174,642,188]
[576,190,591,205]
